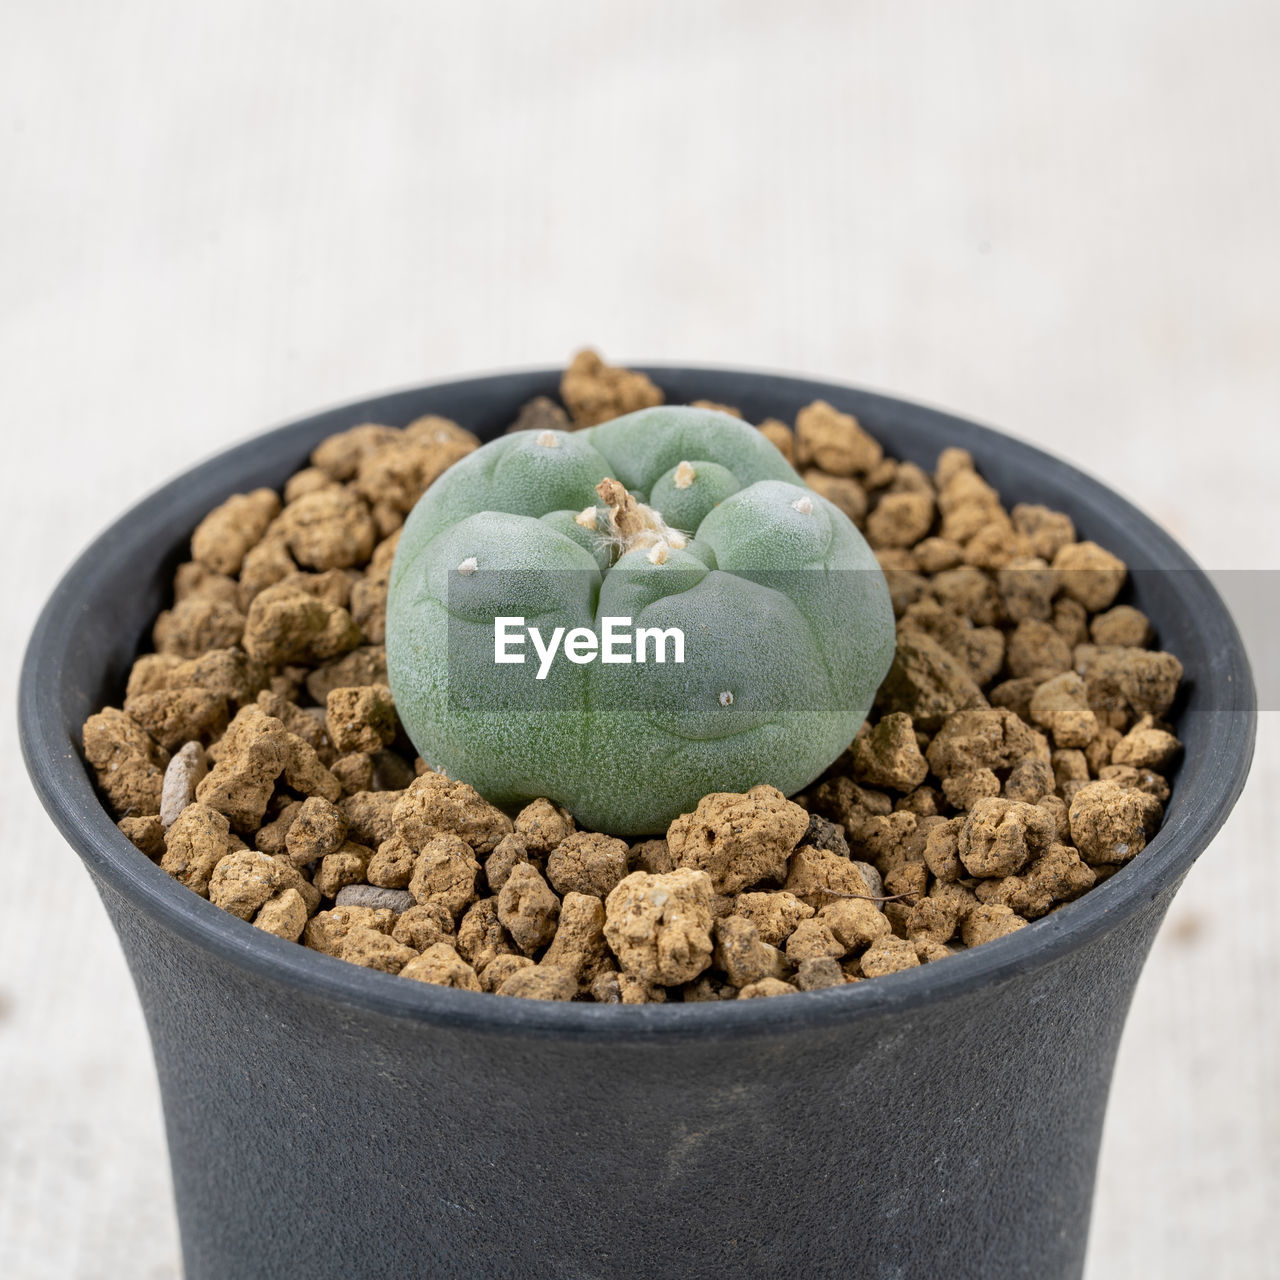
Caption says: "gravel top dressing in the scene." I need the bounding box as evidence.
[82,351,1184,1004]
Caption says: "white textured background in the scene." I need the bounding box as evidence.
[2,3,1276,1277]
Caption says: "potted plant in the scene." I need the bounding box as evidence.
[20,363,1256,1280]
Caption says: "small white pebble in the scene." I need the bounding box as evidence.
[719,691,734,706]
[335,885,416,913]
[852,860,883,903]
[673,460,696,490]
[791,495,814,515]
[458,556,478,575]
[159,741,207,830]
[1114,842,1129,856]
[648,542,669,565]
[575,506,598,530]
[536,430,560,448]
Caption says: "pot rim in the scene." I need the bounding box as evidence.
[18,364,1258,1041]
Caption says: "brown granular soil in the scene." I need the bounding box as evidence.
[85,350,1184,1002]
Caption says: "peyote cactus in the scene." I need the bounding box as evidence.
[386,406,895,834]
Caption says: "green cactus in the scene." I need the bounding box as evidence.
[386,406,895,834]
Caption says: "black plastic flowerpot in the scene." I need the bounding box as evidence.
[20,368,1256,1280]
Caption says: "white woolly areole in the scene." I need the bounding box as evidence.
[536,430,560,448]
[457,556,478,574]
[673,460,696,490]
[792,495,814,515]
[719,691,734,706]
[575,506,599,530]
[595,478,690,563]
[647,541,670,565]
